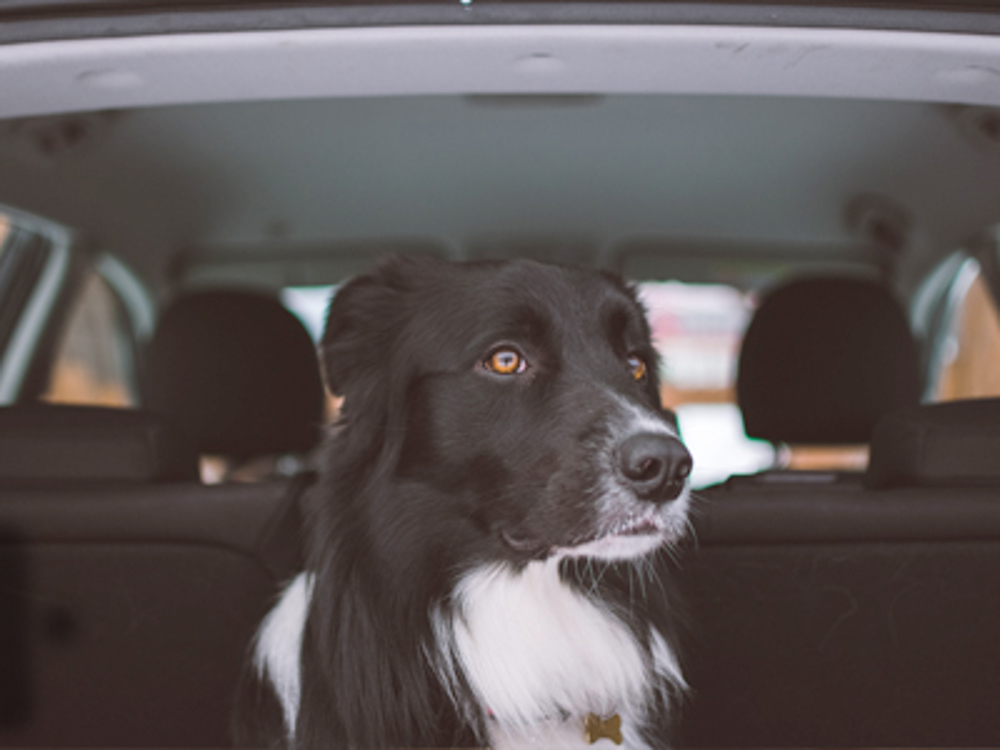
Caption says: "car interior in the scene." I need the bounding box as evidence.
[1,4,1000,747]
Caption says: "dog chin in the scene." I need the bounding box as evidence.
[501,525,669,563]
[553,530,667,561]
[553,494,691,562]
[500,487,691,563]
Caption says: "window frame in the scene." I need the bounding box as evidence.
[0,207,73,404]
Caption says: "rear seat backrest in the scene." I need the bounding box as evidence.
[680,399,1000,747]
[0,291,325,746]
[0,406,305,746]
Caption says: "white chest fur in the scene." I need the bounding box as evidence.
[431,561,683,749]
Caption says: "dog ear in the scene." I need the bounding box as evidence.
[320,255,436,409]
[321,264,399,402]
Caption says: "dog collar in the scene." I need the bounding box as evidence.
[584,712,623,745]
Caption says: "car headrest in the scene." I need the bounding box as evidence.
[866,398,1000,488]
[141,289,325,460]
[737,277,920,444]
[0,405,199,483]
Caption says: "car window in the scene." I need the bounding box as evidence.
[282,285,333,343]
[41,271,137,408]
[0,215,49,366]
[933,264,1000,401]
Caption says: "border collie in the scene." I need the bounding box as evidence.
[236,257,693,749]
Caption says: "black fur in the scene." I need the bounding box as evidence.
[236,257,688,749]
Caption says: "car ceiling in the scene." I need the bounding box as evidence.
[2,21,1000,297]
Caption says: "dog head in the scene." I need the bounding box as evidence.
[321,256,691,566]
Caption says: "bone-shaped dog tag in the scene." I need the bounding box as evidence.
[584,712,623,745]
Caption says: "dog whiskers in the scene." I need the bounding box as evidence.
[636,556,651,602]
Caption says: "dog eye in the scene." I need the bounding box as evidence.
[627,354,648,381]
[485,348,527,375]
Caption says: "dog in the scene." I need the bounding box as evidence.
[235,256,693,749]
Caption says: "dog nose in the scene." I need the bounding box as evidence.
[618,433,692,502]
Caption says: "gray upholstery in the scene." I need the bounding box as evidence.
[0,405,198,484]
[680,397,1000,746]
[0,479,303,745]
[867,398,1000,488]
[0,404,306,745]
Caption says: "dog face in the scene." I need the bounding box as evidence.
[321,257,691,566]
